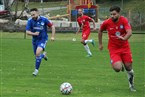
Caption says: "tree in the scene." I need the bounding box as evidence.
[1,0,29,20]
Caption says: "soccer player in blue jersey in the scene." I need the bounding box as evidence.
[26,8,55,76]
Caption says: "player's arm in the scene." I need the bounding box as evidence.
[76,20,82,34]
[98,21,107,51]
[50,25,55,41]
[98,29,104,51]
[117,18,132,40]
[26,20,39,36]
[76,26,81,34]
[90,18,96,31]
[47,19,55,41]
[87,16,96,31]
[26,30,40,36]
[124,29,132,40]
[117,29,132,40]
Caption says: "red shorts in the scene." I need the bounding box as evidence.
[109,47,133,65]
[82,28,90,40]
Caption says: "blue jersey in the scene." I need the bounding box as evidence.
[26,16,52,42]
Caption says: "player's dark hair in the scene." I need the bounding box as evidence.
[109,6,121,13]
[30,8,38,12]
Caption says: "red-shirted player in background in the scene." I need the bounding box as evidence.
[98,6,136,92]
[76,9,96,57]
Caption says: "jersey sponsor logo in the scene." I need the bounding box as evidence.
[33,27,43,30]
[115,31,120,36]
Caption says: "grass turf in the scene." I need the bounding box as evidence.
[0,32,145,97]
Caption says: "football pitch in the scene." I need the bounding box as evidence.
[0,32,145,97]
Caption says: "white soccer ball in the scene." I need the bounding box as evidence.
[60,82,72,95]
[72,38,76,41]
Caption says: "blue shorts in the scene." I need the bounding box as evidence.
[32,40,47,54]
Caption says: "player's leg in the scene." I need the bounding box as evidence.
[32,42,39,76]
[110,52,123,72]
[35,47,43,68]
[33,47,43,76]
[84,39,95,47]
[81,33,92,57]
[83,44,92,57]
[33,41,47,76]
[124,62,136,91]
[41,40,48,61]
[112,61,123,72]
[83,29,95,46]
[43,51,48,61]
[122,50,136,92]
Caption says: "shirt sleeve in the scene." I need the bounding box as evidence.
[46,19,53,27]
[86,16,92,21]
[123,17,131,30]
[26,19,31,31]
[100,20,107,31]
[77,18,82,27]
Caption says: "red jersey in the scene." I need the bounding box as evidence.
[100,16,131,50]
[77,15,92,31]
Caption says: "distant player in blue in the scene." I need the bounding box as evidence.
[26,8,55,76]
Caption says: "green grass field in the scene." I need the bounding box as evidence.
[0,32,145,97]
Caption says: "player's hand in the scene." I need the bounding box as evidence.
[99,44,103,51]
[50,37,55,41]
[34,32,40,36]
[117,35,125,40]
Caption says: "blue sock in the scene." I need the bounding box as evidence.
[40,54,44,59]
[35,54,45,70]
[35,56,42,70]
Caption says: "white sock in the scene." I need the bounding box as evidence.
[127,69,134,88]
[85,39,93,44]
[84,44,92,55]
[35,69,38,72]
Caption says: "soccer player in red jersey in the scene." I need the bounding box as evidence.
[76,8,96,57]
[98,6,136,91]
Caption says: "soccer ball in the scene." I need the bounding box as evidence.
[72,38,76,41]
[60,82,72,95]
